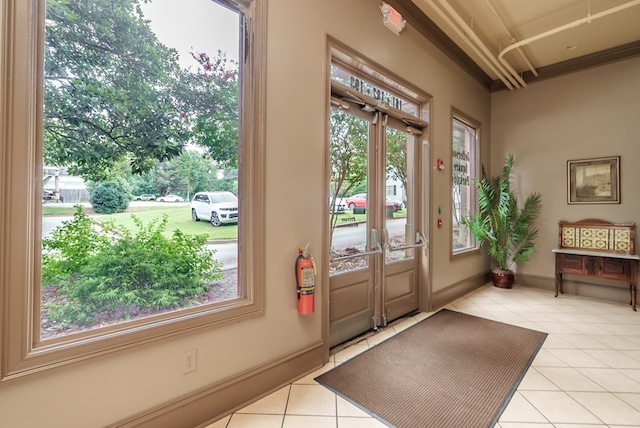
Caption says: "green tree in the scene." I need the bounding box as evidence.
[211,165,238,194]
[127,170,159,197]
[166,151,211,199]
[152,153,239,198]
[178,51,240,167]
[154,162,178,197]
[44,0,242,185]
[44,0,189,181]
[89,177,131,214]
[347,182,367,196]
[329,108,368,237]
[385,127,408,205]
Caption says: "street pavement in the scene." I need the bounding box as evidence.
[41,211,238,271]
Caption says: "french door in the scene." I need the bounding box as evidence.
[328,87,426,347]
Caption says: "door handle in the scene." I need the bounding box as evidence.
[381,228,389,248]
[387,232,426,251]
[369,228,383,253]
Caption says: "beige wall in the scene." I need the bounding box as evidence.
[0,0,492,426]
[491,56,640,301]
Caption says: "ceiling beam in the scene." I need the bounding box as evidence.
[386,0,494,89]
[388,1,640,93]
[491,40,640,91]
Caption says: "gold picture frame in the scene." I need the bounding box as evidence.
[567,156,620,204]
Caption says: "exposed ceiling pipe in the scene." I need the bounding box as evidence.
[423,0,516,90]
[433,0,526,88]
[482,0,538,77]
[500,0,640,62]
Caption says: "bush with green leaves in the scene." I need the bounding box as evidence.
[89,178,132,214]
[42,206,221,327]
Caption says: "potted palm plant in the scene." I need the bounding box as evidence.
[461,155,542,289]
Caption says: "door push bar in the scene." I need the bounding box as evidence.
[330,229,383,262]
[386,232,426,251]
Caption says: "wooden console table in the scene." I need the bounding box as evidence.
[553,219,639,311]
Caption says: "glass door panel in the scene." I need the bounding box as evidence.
[380,117,423,326]
[329,106,372,275]
[384,122,413,263]
[328,104,379,347]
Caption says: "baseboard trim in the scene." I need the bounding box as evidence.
[516,273,632,306]
[109,341,325,428]
[514,273,554,291]
[429,272,491,310]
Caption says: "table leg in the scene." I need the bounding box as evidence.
[631,261,637,311]
[555,272,563,297]
[555,254,563,298]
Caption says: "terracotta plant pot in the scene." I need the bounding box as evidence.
[492,269,514,289]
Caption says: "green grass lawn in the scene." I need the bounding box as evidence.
[100,205,237,241]
[43,205,405,241]
[42,205,82,216]
[43,203,237,241]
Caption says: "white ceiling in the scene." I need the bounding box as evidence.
[406,0,640,90]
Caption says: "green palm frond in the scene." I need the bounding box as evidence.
[460,155,542,271]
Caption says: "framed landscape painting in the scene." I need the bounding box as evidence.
[567,156,620,204]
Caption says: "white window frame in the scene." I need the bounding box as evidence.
[451,110,480,255]
[0,0,266,382]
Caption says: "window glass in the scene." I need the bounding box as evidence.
[40,0,242,340]
[452,116,478,253]
[2,0,264,381]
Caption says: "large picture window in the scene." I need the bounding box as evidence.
[1,0,265,381]
[452,114,478,253]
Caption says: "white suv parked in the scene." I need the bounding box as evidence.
[191,191,238,227]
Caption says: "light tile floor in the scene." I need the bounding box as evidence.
[206,284,640,427]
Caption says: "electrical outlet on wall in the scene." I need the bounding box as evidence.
[183,349,197,374]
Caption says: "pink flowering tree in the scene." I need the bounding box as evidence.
[177,50,240,168]
[43,0,240,181]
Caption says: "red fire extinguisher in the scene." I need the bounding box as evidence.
[295,244,316,315]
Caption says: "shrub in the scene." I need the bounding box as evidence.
[41,205,112,284]
[42,207,222,327]
[89,178,131,214]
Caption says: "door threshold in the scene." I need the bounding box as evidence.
[329,309,420,355]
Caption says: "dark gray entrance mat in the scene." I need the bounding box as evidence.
[316,309,547,428]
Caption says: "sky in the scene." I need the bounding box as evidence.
[139,0,240,69]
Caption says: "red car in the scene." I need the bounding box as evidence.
[344,193,403,211]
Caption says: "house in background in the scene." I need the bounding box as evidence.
[43,167,89,203]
